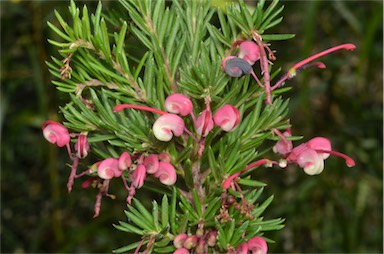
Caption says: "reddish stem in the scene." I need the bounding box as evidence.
[67,157,79,193]
[113,104,167,115]
[289,44,356,76]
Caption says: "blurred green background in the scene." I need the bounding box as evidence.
[1,0,382,253]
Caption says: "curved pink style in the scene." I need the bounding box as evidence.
[153,114,185,141]
[118,152,132,171]
[75,134,90,158]
[195,110,214,137]
[154,161,177,185]
[132,164,146,189]
[97,158,120,180]
[165,93,193,116]
[238,41,260,65]
[213,104,240,132]
[143,154,159,174]
[42,120,70,147]
[247,236,268,254]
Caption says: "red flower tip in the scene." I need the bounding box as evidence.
[195,110,214,137]
[75,134,90,158]
[132,164,146,189]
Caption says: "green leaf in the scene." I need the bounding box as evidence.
[161,195,169,228]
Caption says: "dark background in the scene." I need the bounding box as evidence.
[1,0,382,253]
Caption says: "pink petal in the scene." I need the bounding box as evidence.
[118,152,132,171]
[306,137,332,159]
[173,233,188,249]
[195,110,214,137]
[42,120,70,147]
[247,236,268,254]
[75,134,90,158]
[153,114,185,141]
[238,41,260,65]
[154,161,177,185]
[165,93,193,116]
[132,164,146,188]
[296,148,324,175]
[236,242,249,254]
[213,104,240,132]
[98,158,120,179]
[143,154,159,174]
[272,130,293,155]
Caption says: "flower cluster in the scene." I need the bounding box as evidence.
[222,38,356,105]
[173,230,217,254]
[42,120,177,217]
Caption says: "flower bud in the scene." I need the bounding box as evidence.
[165,93,193,116]
[206,230,217,247]
[154,161,177,185]
[153,114,185,141]
[42,120,70,147]
[173,248,190,254]
[173,233,188,249]
[183,235,198,250]
[98,158,120,179]
[247,236,268,254]
[213,104,240,132]
[132,164,146,189]
[238,41,260,65]
[143,154,159,174]
[75,134,90,158]
[118,152,132,171]
[195,110,214,137]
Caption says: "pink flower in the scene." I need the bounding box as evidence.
[213,104,240,132]
[143,154,159,174]
[173,248,190,254]
[247,236,268,254]
[286,137,355,175]
[42,120,70,147]
[132,164,146,188]
[165,93,193,116]
[272,129,293,155]
[158,152,171,162]
[236,242,249,254]
[154,161,177,185]
[195,110,214,137]
[153,114,185,141]
[97,158,120,179]
[173,233,188,249]
[183,235,198,249]
[74,134,90,158]
[222,56,253,77]
[118,152,132,171]
[238,41,260,65]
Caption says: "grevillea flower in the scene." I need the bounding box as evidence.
[97,158,120,179]
[213,104,240,132]
[165,93,193,116]
[236,242,249,254]
[74,134,90,158]
[153,113,185,141]
[285,137,355,175]
[238,40,260,65]
[143,154,159,174]
[174,233,188,249]
[132,164,146,188]
[222,56,254,77]
[118,152,132,171]
[154,161,177,185]
[247,236,268,254]
[158,152,171,162]
[183,235,198,249]
[272,129,293,156]
[42,120,70,147]
[173,248,190,254]
[195,109,214,137]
